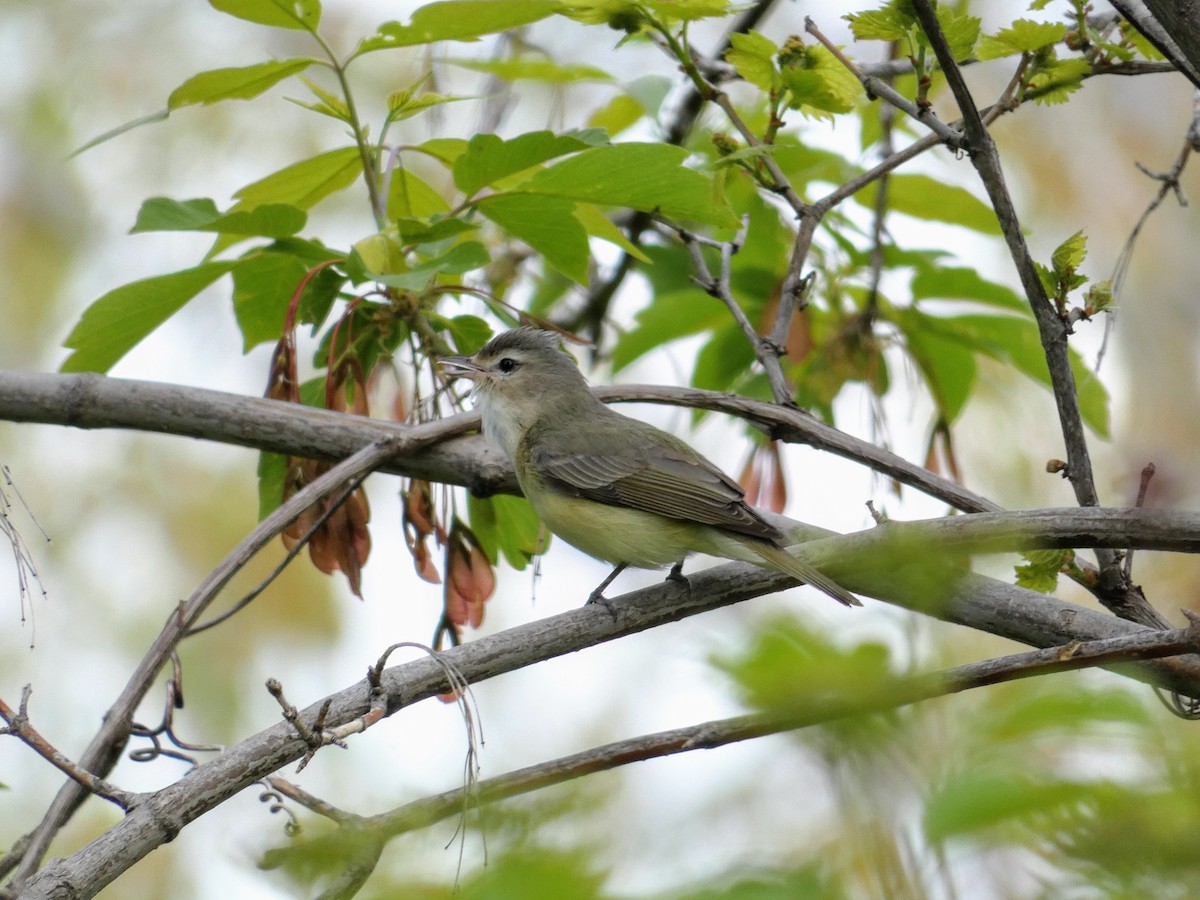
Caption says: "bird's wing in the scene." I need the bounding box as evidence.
[526,418,782,543]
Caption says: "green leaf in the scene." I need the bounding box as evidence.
[443,314,493,355]
[231,252,310,350]
[572,203,650,261]
[643,0,729,21]
[978,19,1067,60]
[931,314,1110,436]
[412,137,470,167]
[453,130,608,196]
[357,0,560,53]
[858,174,1001,235]
[715,616,895,714]
[167,59,314,107]
[587,93,646,137]
[131,197,306,238]
[385,90,472,123]
[612,288,725,372]
[396,216,476,245]
[386,169,452,220]
[233,147,362,210]
[72,108,171,157]
[925,772,1092,842]
[911,266,1026,310]
[208,0,321,31]
[693,324,756,393]
[257,451,289,521]
[61,263,234,373]
[478,194,591,283]
[897,308,977,422]
[518,143,739,227]
[467,492,547,569]
[725,31,778,92]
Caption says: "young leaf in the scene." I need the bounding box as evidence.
[477,193,591,283]
[780,45,861,116]
[167,59,315,108]
[61,263,234,373]
[1051,229,1087,276]
[978,19,1067,60]
[287,75,351,122]
[725,31,779,92]
[518,143,739,227]
[1026,56,1091,105]
[845,4,913,42]
[1014,549,1073,593]
[209,0,321,31]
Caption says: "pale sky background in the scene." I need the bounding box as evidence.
[2,2,1199,897]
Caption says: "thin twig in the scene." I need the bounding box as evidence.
[0,686,137,810]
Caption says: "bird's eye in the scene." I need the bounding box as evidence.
[497,357,518,374]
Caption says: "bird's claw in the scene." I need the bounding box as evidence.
[586,591,619,622]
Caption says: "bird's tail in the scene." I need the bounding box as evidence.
[750,543,861,607]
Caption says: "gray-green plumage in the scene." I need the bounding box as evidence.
[444,327,859,607]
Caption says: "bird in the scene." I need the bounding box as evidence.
[443,327,859,608]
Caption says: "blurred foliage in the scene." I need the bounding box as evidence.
[716,612,1200,897]
[7,0,1196,895]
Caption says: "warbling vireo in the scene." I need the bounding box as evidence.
[443,327,859,608]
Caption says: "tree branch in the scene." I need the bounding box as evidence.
[263,615,1200,870]
[19,551,1200,897]
[908,0,1166,630]
[2,437,405,889]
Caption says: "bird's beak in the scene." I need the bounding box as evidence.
[442,355,485,381]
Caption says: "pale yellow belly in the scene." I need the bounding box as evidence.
[528,486,707,569]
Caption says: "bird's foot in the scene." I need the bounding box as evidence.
[586,590,619,622]
[665,560,690,593]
